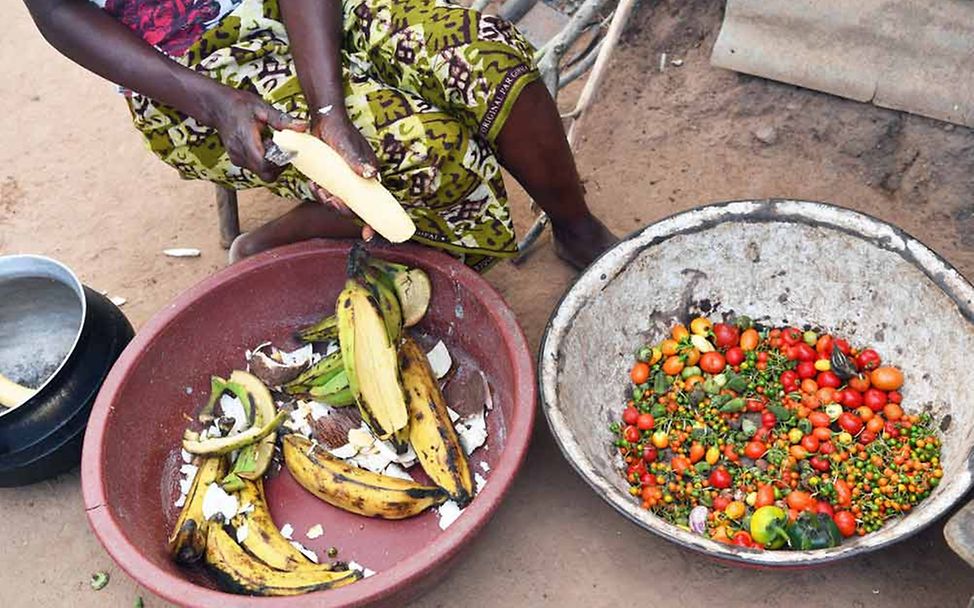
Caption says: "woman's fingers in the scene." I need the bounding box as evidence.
[310,183,353,216]
[361,225,376,242]
[255,104,307,132]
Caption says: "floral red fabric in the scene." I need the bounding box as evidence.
[100,0,232,56]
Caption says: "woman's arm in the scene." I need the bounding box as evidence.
[279,0,379,179]
[23,0,304,181]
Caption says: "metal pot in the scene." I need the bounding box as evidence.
[0,255,133,486]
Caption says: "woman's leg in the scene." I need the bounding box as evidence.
[228,202,360,262]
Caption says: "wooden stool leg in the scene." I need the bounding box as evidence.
[216,186,240,249]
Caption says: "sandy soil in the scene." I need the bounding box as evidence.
[2,0,973,606]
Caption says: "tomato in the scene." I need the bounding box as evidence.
[684,348,701,367]
[705,445,720,465]
[888,390,902,404]
[834,338,851,355]
[699,351,727,374]
[817,371,841,388]
[865,416,885,434]
[637,413,655,431]
[732,531,754,548]
[782,327,802,346]
[756,484,776,508]
[661,339,679,356]
[740,328,760,351]
[837,412,864,435]
[713,323,740,349]
[883,403,903,421]
[816,387,837,404]
[630,362,650,384]
[725,346,745,367]
[662,356,685,376]
[812,427,832,441]
[761,411,778,428]
[712,495,731,511]
[671,456,690,476]
[724,443,740,462]
[834,511,857,537]
[815,335,834,356]
[651,430,669,449]
[642,445,658,462]
[796,343,817,362]
[622,407,639,425]
[856,348,882,371]
[800,434,820,453]
[858,430,877,445]
[785,344,801,361]
[790,445,808,460]
[863,388,888,412]
[786,490,815,511]
[870,366,904,391]
[816,501,835,517]
[831,479,851,506]
[796,361,817,380]
[725,501,746,520]
[840,389,863,408]
[848,375,870,393]
[856,406,874,422]
[809,455,830,472]
[800,378,819,395]
[780,370,799,391]
[690,317,712,336]
[744,441,766,460]
[709,466,732,489]
[624,425,641,442]
[672,324,690,341]
[819,441,835,455]
[884,420,900,438]
[808,411,830,428]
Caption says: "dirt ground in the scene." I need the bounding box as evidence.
[2,0,973,606]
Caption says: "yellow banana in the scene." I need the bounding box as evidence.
[168,456,227,564]
[283,435,446,519]
[232,479,317,572]
[205,524,361,596]
[399,336,474,506]
[336,279,408,439]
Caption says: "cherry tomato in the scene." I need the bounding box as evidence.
[810,455,830,472]
[699,351,727,374]
[834,338,852,355]
[870,366,904,391]
[840,389,863,408]
[808,411,831,428]
[744,441,766,460]
[837,412,864,435]
[863,388,888,412]
[642,445,658,463]
[732,531,754,547]
[639,472,654,486]
[782,327,803,346]
[856,348,881,371]
[800,434,820,453]
[786,490,815,511]
[834,511,857,537]
[761,411,778,428]
[739,328,760,351]
[884,420,900,438]
[637,413,655,431]
[888,390,902,404]
[624,425,641,442]
[725,346,745,367]
[796,343,817,362]
[712,323,740,349]
[687,442,705,464]
[780,370,799,391]
[622,407,639,425]
[815,335,834,356]
[709,466,732,489]
[712,495,731,511]
[756,484,776,508]
[630,361,650,384]
[815,501,835,517]
[796,360,817,380]
[817,371,841,388]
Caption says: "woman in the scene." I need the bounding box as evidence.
[24,0,617,272]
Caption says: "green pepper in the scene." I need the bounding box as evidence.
[650,402,667,419]
[719,397,746,413]
[767,403,792,422]
[703,378,721,395]
[681,366,702,380]
[734,315,753,330]
[653,372,668,395]
[694,461,712,475]
[724,373,749,393]
[797,418,813,435]
[786,512,842,550]
[750,505,790,549]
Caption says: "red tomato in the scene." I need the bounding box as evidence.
[848,375,871,392]
[834,479,852,506]
[624,425,641,442]
[887,390,902,404]
[732,531,754,547]
[642,445,658,462]
[796,360,817,380]
[809,455,830,472]
[709,466,732,489]
[815,335,834,356]
[713,323,740,349]
[712,494,731,511]
[782,327,802,346]
[756,484,776,508]
[786,490,815,511]
[785,344,801,361]
[637,413,655,431]
[725,346,745,367]
[816,501,835,516]
[856,348,882,371]
[723,444,740,462]
[796,343,817,362]
[761,411,778,428]
[699,351,727,374]
[630,362,650,384]
[884,420,900,438]
[812,427,832,441]
[671,456,690,476]
[840,389,863,408]
[819,441,835,455]
[800,434,820,453]
[834,511,857,537]
[817,371,841,388]
[834,338,852,355]
[808,411,831,428]
[639,472,654,486]
[837,412,864,435]
[858,430,877,444]
[864,388,888,412]
[780,370,799,391]
[622,407,639,425]
[744,441,766,460]
[689,442,705,463]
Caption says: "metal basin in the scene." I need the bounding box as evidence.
[540,199,974,566]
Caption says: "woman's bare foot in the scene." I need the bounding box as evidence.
[228,201,360,263]
[552,214,619,270]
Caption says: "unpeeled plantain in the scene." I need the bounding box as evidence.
[231,479,318,572]
[169,456,227,564]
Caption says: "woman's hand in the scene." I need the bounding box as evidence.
[206,88,308,182]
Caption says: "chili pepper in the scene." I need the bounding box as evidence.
[720,397,746,413]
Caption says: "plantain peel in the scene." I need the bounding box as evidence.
[230,479,318,572]
[169,456,227,564]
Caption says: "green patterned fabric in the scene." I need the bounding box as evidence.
[126,0,538,271]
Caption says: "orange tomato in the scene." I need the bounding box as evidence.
[870,367,904,391]
[813,427,832,441]
[672,324,690,341]
[866,416,885,434]
[684,375,705,390]
[786,490,815,511]
[631,362,650,384]
[684,348,701,367]
[801,379,819,394]
[662,356,684,376]
[689,442,705,463]
[661,339,679,357]
[671,456,690,476]
[739,328,760,351]
[789,445,808,460]
[848,374,871,393]
[857,406,874,422]
[817,387,837,404]
[809,411,831,428]
[690,317,712,336]
[884,403,904,421]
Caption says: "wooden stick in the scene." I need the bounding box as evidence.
[536,0,612,94]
